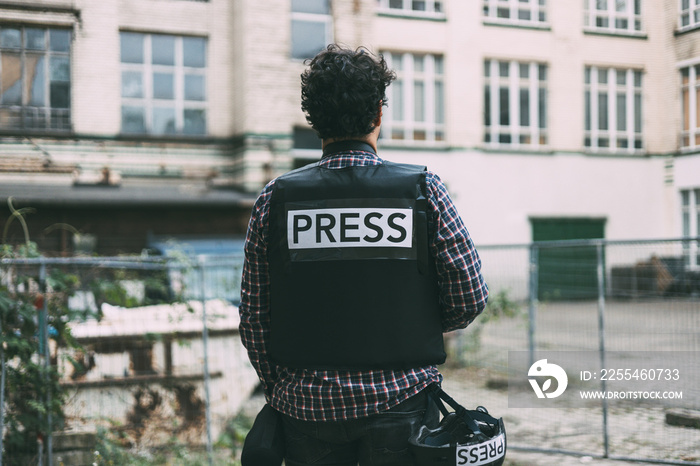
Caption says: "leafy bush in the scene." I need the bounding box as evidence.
[448,289,524,364]
[0,199,97,462]
[0,243,95,463]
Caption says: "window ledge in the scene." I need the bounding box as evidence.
[584,28,647,39]
[379,140,450,151]
[675,24,700,36]
[0,128,74,138]
[0,3,79,20]
[480,144,554,155]
[583,148,647,157]
[377,10,447,22]
[482,19,550,31]
[678,147,700,155]
[116,133,214,143]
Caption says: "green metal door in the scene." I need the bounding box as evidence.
[531,218,605,300]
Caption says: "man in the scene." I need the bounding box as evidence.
[239,44,488,466]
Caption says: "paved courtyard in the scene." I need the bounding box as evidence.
[448,297,700,465]
[442,365,699,466]
[237,298,700,465]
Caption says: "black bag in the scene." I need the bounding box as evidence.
[409,385,507,466]
[241,404,285,466]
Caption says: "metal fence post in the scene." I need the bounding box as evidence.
[198,260,214,466]
[528,244,539,366]
[0,318,5,466]
[596,242,609,458]
[38,262,53,466]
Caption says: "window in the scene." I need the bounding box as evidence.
[292,126,321,168]
[680,0,700,30]
[120,32,207,136]
[584,0,642,34]
[293,126,320,151]
[483,0,547,25]
[584,67,643,153]
[680,63,700,150]
[681,188,700,269]
[382,52,445,143]
[291,0,331,60]
[483,59,547,147]
[377,0,444,17]
[0,26,71,132]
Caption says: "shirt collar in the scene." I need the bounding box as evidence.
[322,140,377,158]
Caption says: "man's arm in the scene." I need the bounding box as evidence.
[239,187,277,400]
[427,172,489,332]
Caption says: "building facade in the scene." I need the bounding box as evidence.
[0,0,698,265]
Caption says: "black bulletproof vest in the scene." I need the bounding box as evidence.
[267,157,445,370]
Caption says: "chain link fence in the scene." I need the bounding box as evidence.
[0,254,256,465]
[1,238,699,464]
[459,238,700,465]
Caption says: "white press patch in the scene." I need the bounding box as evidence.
[455,433,506,465]
[287,208,413,249]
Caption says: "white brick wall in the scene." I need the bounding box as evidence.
[73,0,231,136]
[366,0,697,243]
[7,0,698,153]
[371,0,688,154]
[3,0,700,241]
[72,0,121,134]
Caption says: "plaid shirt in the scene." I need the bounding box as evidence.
[239,144,488,422]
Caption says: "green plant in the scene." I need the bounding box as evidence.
[218,410,255,461]
[94,425,242,465]
[0,200,97,463]
[482,289,522,323]
[450,289,523,363]
[92,425,152,466]
[89,274,141,309]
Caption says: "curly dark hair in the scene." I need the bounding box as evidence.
[301,44,396,140]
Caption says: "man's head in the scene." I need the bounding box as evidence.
[301,44,396,141]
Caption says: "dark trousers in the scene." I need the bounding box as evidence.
[281,390,438,466]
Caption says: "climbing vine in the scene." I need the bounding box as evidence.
[0,199,92,463]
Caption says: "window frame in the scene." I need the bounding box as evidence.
[290,0,332,60]
[377,0,446,19]
[680,188,700,270]
[381,51,446,145]
[119,32,208,137]
[584,66,643,154]
[0,25,72,133]
[679,0,700,32]
[583,0,643,35]
[679,60,700,152]
[482,0,548,27]
[483,59,548,149]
